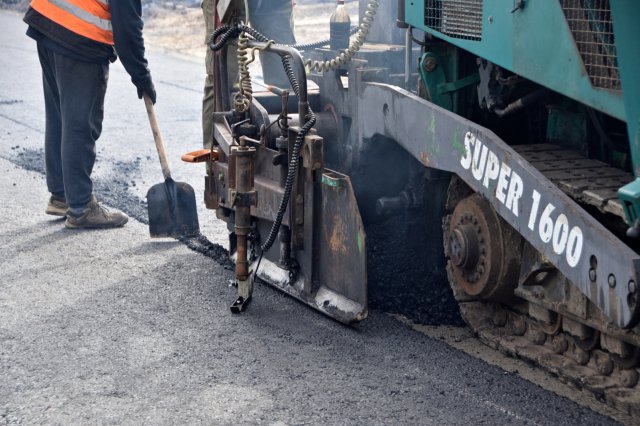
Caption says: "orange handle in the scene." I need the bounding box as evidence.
[181,149,219,163]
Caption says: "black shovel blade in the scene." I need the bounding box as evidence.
[147,178,200,238]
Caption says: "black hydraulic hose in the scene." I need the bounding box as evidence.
[492,89,550,118]
[260,55,316,253]
[238,24,269,43]
[410,26,427,47]
[282,56,301,98]
[261,113,316,253]
[246,39,309,123]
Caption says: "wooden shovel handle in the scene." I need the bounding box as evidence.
[144,94,172,180]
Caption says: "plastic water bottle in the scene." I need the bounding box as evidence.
[330,0,351,51]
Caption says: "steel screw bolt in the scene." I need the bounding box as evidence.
[629,280,638,294]
[422,57,438,73]
[589,268,596,282]
[608,274,616,288]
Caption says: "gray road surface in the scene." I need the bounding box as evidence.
[0,10,619,425]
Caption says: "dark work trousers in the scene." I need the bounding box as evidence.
[37,43,108,212]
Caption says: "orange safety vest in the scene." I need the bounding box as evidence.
[30,0,113,45]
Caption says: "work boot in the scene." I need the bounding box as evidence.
[46,195,68,217]
[65,196,128,229]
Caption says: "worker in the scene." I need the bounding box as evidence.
[23,0,156,229]
[247,0,297,88]
[202,0,296,148]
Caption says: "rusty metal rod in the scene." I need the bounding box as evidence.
[234,140,255,281]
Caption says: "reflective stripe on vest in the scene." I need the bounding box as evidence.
[30,0,113,45]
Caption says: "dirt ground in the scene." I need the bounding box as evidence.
[143,1,360,59]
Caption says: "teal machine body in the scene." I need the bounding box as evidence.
[404,0,640,226]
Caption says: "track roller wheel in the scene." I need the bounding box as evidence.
[613,346,640,370]
[593,351,614,376]
[445,194,522,302]
[575,329,600,352]
[491,304,508,327]
[550,334,568,354]
[620,369,639,388]
[539,312,562,336]
[568,337,591,365]
[525,320,547,345]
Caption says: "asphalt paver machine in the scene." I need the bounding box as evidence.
[185,0,640,415]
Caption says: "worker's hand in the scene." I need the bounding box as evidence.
[137,81,157,104]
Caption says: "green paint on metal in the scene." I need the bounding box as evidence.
[426,120,441,157]
[424,112,437,153]
[546,102,588,152]
[322,174,343,188]
[610,1,640,223]
[610,1,640,176]
[356,231,364,257]
[619,178,640,225]
[437,73,481,94]
[407,0,640,224]
[451,132,466,157]
[405,0,625,121]
[419,51,453,111]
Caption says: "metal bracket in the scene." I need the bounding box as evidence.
[419,52,452,111]
[511,0,526,13]
[229,190,258,207]
[230,295,252,313]
[302,134,324,170]
[438,73,481,95]
[619,178,640,235]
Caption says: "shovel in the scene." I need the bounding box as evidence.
[144,94,200,238]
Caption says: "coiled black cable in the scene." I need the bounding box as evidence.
[208,25,230,44]
[238,25,269,43]
[209,25,241,51]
